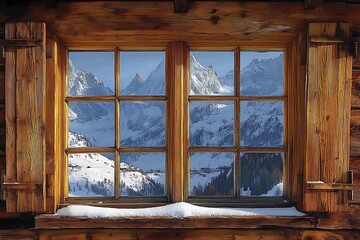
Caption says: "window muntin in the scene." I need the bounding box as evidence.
[187,50,285,199]
[65,47,286,204]
[66,50,167,199]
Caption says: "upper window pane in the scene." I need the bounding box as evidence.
[120,52,165,96]
[240,51,284,96]
[190,51,234,95]
[68,52,114,96]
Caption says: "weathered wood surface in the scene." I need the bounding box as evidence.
[305,23,352,212]
[0,229,358,240]
[5,22,46,212]
[351,38,360,202]
[33,205,360,230]
[288,31,306,209]
[1,2,360,44]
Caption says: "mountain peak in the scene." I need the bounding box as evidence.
[123,73,145,95]
[133,73,144,84]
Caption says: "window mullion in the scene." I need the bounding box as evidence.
[114,47,120,199]
[235,47,241,198]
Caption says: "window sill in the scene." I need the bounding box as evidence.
[35,202,310,229]
[35,214,315,229]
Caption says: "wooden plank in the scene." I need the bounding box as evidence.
[351,79,360,108]
[1,182,42,191]
[174,0,188,13]
[350,158,360,201]
[5,22,46,213]
[305,23,352,212]
[35,215,316,230]
[56,37,67,204]
[2,2,360,44]
[0,108,5,153]
[0,70,4,104]
[5,23,17,212]
[307,183,353,190]
[29,229,360,240]
[354,38,360,68]
[351,109,360,158]
[0,39,43,47]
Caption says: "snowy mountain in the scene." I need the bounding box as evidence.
[68,60,114,96]
[241,56,284,96]
[122,59,165,95]
[68,132,164,197]
[68,53,284,197]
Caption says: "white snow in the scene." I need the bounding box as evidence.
[56,202,305,218]
[307,181,325,184]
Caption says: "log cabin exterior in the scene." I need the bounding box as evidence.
[0,0,360,239]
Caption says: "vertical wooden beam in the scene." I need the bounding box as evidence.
[167,42,186,202]
[174,0,188,13]
[305,22,352,212]
[288,31,307,210]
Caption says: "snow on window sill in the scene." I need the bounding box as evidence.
[35,202,312,229]
[55,202,305,218]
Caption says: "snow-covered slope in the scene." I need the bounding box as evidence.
[68,132,164,197]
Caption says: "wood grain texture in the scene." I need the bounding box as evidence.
[5,22,46,213]
[288,31,306,210]
[0,229,354,240]
[305,23,352,212]
[167,42,186,202]
[350,158,360,201]
[1,2,360,44]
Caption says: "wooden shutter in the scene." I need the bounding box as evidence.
[304,22,353,212]
[3,22,46,212]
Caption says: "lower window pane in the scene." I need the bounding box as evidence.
[190,152,234,196]
[120,153,165,196]
[240,153,284,197]
[68,153,115,197]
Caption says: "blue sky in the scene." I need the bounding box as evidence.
[69,51,282,90]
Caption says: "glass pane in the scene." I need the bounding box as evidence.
[190,101,234,147]
[68,102,114,147]
[190,152,234,196]
[240,153,284,196]
[68,52,114,96]
[240,101,284,147]
[240,51,284,96]
[120,153,165,196]
[120,52,165,96]
[190,51,234,95]
[68,153,114,197]
[120,101,165,147]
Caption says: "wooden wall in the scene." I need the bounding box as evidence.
[0,24,5,212]
[350,40,360,202]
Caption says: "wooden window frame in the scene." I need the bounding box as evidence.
[59,42,291,208]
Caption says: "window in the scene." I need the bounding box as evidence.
[64,45,286,206]
[66,50,167,201]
